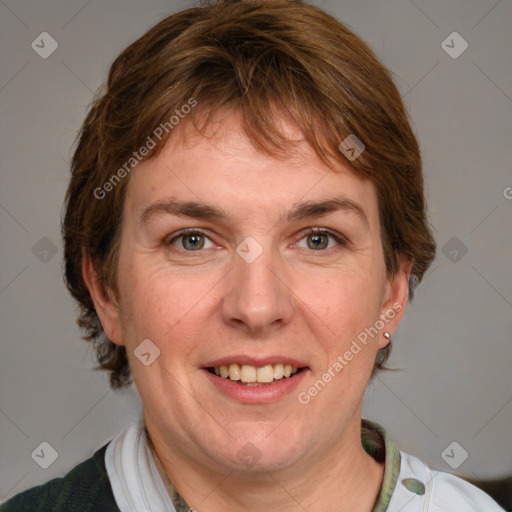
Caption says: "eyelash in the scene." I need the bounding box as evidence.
[165,228,347,253]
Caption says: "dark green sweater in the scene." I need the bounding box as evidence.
[0,445,120,512]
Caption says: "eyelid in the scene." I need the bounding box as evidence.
[165,227,348,252]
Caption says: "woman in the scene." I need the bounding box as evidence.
[2,0,504,510]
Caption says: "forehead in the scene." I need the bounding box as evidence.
[125,113,379,226]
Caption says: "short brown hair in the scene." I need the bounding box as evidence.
[63,0,436,389]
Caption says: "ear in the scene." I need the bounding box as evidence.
[377,254,414,349]
[82,251,124,346]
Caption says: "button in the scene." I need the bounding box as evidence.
[402,478,425,495]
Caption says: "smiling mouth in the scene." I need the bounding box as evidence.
[206,363,305,386]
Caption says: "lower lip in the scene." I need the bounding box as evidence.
[202,368,309,404]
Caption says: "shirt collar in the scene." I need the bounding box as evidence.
[361,419,401,512]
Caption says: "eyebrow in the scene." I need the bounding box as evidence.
[139,196,369,227]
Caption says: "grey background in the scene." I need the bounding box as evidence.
[1,0,511,501]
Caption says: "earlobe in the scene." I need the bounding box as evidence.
[81,252,124,346]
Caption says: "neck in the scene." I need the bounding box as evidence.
[145,417,384,512]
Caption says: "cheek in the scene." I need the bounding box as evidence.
[118,258,216,354]
[304,270,383,336]
[299,272,384,391]
[308,279,382,395]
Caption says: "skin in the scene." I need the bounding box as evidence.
[83,113,412,512]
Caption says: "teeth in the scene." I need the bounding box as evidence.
[212,363,299,383]
[240,365,256,383]
[229,364,241,381]
[257,365,274,383]
[273,363,284,379]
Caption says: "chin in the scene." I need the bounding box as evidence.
[210,430,307,474]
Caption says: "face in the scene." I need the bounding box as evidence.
[86,113,410,474]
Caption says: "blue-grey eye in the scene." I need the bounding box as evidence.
[307,233,329,250]
[296,229,343,251]
[181,233,205,250]
[169,231,214,251]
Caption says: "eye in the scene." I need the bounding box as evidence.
[167,230,215,251]
[296,228,346,251]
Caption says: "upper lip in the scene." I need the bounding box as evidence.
[203,355,309,368]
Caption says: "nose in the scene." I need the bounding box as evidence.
[220,243,294,335]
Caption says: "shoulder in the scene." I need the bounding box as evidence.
[0,444,119,512]
[390,451,505,511]
[429,468,505,511]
